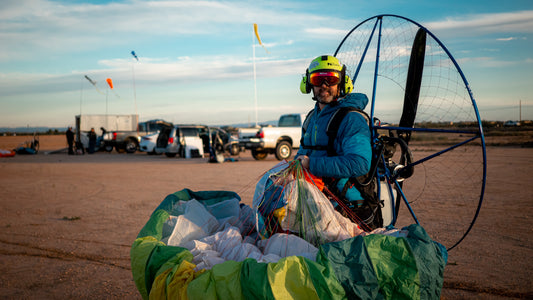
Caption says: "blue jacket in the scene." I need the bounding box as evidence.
[296,93,372,200]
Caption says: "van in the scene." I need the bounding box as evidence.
[155,125,210,158]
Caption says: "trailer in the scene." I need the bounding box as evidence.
[76,114,138,132]
[75,114,138,152]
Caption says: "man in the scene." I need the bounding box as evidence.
[66,126,74,155]
[295,55,380,228]
[87,128,97,154]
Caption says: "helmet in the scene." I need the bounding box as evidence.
[309,55,344,73]
[300,55,353,97]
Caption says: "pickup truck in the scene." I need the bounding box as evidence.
[239,113,306,160]
[103,119,172,153]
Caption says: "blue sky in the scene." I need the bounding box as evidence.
[1,0,532,128]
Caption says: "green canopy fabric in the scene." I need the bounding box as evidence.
[131,189,446,300]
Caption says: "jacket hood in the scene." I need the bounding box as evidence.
[337,92,369,110]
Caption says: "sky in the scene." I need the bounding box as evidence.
[1,0,532,128]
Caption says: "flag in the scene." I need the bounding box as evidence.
[253,23,269,54]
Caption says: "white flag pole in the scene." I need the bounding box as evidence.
[253,27,258,128]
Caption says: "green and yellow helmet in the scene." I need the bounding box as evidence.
[300,55,353,97]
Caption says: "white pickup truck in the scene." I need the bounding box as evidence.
[239,113,306,160]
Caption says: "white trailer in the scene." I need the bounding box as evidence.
[75,114,139,150]
[76,114,138,132]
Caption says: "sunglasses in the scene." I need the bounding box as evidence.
[309,71,341,87]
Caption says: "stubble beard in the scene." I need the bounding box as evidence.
[314,86,337,105]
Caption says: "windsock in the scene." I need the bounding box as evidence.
[253,23,269,54]
[131,50,139,61]
[106,78,114,89]
[84,75,104,94]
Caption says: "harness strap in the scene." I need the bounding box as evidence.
[325,107,368,156]
[300,109,314,148]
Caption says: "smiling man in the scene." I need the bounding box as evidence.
[296,55,381,229]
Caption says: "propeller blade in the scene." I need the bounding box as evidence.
[399,28,426,143]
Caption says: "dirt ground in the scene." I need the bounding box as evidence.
[0,135,531,299]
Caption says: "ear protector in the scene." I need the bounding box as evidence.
[300,69,311,94]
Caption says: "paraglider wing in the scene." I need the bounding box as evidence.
[131,187,447,300]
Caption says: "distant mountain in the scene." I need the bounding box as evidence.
[221,120,277,128]
[0,127,67,134]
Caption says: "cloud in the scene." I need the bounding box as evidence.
[456,56,522,68]
[305,27,350,38]
[2,2,532,126]
[496,36,528,41]
[0,55,309,96]
[0,0,334,62]
[256,40,295,49]
[496,37,518,41]
[427,10,533,35]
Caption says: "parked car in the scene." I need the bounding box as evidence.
[155,125,240,158]
[139,131,160,154]
[503,120,520,127]
[155,125,210,158]
[102,119,172,153]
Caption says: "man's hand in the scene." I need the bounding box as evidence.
[297,155,310,169]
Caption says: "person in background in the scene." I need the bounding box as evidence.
[88,127,97,154]
[66,126,74,155]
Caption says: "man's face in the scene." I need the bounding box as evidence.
[313,83,339,104]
